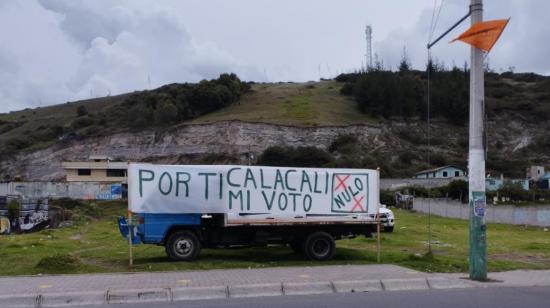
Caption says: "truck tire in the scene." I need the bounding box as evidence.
[384,226,394,233]
[303,231,335,261]
[165,230,201,261]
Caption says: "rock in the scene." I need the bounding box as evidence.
[58,221,74,228]
[2,121,381,181]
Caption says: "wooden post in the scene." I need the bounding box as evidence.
[376,209,381,263]
[128,211,133,267]
[376,166,381,263]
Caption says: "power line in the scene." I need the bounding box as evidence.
[428,0,447,44]
[432,0,446,39]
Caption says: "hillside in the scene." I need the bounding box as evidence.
[189,81,378,126]
[1,72,549,180]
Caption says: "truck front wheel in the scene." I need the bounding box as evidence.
[165,230,201,261]
[303,231,335,261]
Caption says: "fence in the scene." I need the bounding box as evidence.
[413,198,550,227]
[0,182,124,200]
[380,178,453,190]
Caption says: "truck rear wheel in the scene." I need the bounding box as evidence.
[303,231,335,261]
[165,230,201,261]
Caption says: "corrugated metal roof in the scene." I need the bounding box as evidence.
[61,161,128,170]
[414,165,465,175]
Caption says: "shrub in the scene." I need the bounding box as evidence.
[328,134,358,153]
[258,146,334,168]
[70,115,94,130]
[446,180,468,202]
[492,88,512,99]
[114,73,249,130]
[291,146,334,167]
[398,152,417,165]
[7,199,20,222]
[335,73,362,83]
[155,100,179,125]
[380,189,396,206]
[127,103,154,128]
[257,146,293,166]
[5,137,32,151]
[429,153,448,166]
[499,181,529,201]
[81,125,103,136]
[76,105,88,117]
[339,83,354,95]
[201,152,240,164]
[332,156,362,168]
[397,129,426,145]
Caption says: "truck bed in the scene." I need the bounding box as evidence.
[225,214,377,226]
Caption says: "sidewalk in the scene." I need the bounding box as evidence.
[0,265,549,307]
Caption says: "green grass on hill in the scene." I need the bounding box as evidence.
[190,81,379,126]
[0,201,548,276]
[0,81,377,160]
[0,93,132,138]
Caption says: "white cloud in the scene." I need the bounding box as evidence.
[1,0,549,112]
[376,0,550,73]
[0,0,263,112]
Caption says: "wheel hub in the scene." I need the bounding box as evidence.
[175,239,193,256]
[312,239,329,256]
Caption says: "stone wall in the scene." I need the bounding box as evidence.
[413,197,550,227]
[380,178,453,190]
[0,182,123,200]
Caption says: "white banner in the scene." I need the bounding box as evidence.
[128,163,379,216]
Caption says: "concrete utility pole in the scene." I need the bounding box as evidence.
[468,0,487,281]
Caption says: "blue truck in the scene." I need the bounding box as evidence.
[119,163,381,261]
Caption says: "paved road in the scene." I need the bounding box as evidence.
[85,287,550,308]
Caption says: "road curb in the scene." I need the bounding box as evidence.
[0,293,39,308]
[427,277,475,289]
[332,279,384,293]
[172,285,227,301]
[381,278,430,291]
[283,281,334,296]
[107,288,170,304]
[40,291,106,307]
[0,277,481,307]
[229,283,283,298]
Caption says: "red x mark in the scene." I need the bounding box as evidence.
[334,175,350,191]
[351,195,365,212]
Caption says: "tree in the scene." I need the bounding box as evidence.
[155,100,178,125]
[127,103,153,128]
[398,46,411,74]
[76,105,88,117]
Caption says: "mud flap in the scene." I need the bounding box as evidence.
[117,216,141,244]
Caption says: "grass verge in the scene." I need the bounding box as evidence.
[0,201,548,276]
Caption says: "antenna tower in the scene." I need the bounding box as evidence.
[365,25,373,70]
